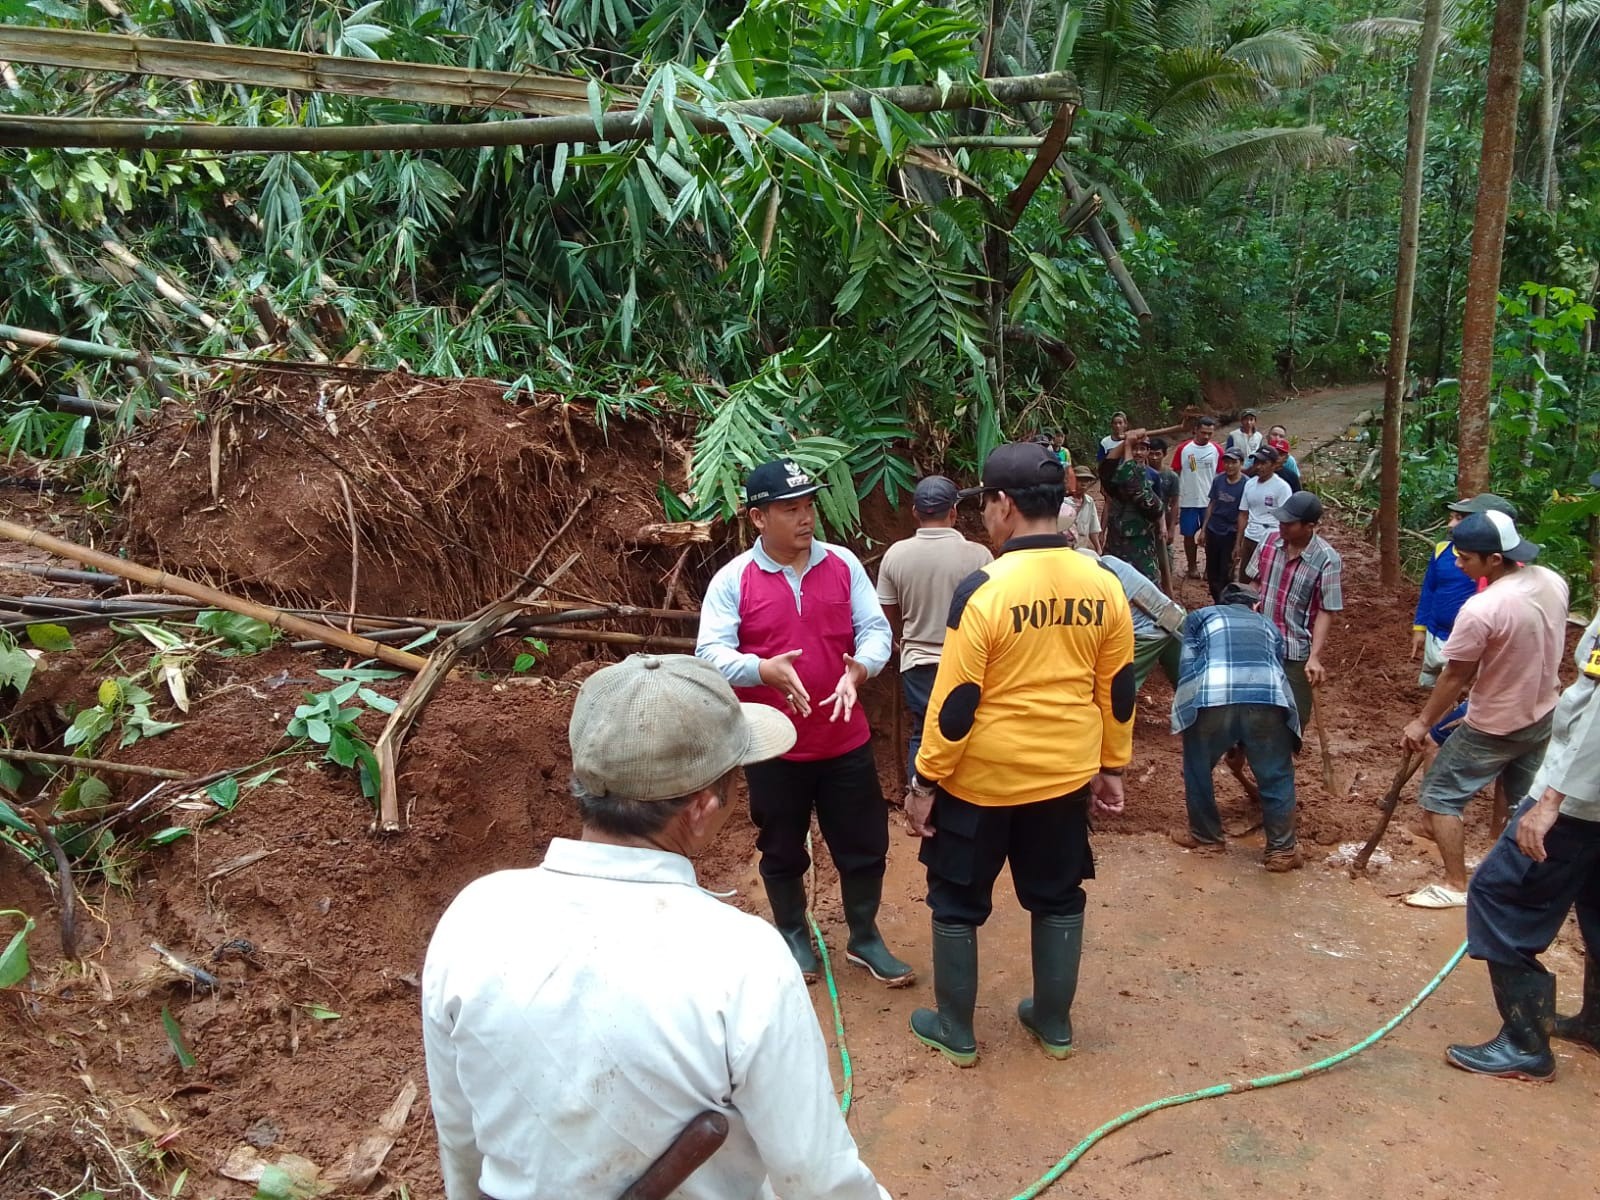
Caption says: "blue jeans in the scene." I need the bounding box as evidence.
[1181,703,1299,852]
[901,663,938,783]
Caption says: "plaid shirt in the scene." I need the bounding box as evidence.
[1170,605,1301,738]
[1253,531,1343,660]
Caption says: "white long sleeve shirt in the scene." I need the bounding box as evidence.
[1529,610,1600,822]
[422,839,889,1200]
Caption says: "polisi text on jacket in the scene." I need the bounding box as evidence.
[1008,596,1107,633]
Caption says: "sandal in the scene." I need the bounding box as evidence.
[1405,883,1468,909]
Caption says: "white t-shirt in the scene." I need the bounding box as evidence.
[1176,440,1221,508]
[1240,474,1293,542]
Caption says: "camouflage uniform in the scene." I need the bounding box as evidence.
[1098,456,1164,583]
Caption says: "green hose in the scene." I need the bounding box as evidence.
[807,912,854,1118]
[807,913,1467,1200]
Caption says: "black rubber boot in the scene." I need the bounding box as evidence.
[1445,962,1556,1082]
[840,872,915,987]
[1017,912,1082,1059]
[1552,953,1600,1055]
[909,920,978,1067]
[763,876,819,983]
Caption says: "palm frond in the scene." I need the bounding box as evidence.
[1223,28,1327,88]
[1159,124,1354,203]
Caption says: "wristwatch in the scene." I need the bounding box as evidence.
[1098,767,1124,777]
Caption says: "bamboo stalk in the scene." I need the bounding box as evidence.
[96,225,236,342]
[0,25,615,116]
[0,72,1081,152]
[0,322,188,374]
[0,747,188,779]
[0,519,427,671]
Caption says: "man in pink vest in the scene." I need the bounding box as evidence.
[697,459,912,987]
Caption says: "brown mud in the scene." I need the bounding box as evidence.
[2,382,1595,1199]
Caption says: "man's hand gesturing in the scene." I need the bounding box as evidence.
[822,653,868,724]
[758,649,811,718]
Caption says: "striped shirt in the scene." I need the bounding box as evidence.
[1253,531,1343,661]
[1170,606,1301,738]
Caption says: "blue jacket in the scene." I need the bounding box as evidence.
[1413,540,1476,640]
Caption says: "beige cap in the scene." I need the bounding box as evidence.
[569,654,796,800]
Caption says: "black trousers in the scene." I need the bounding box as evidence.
[1467,799,1600,973]
[1204,530,1236,604]
[919,786,1094,926]
[743,742,888,883]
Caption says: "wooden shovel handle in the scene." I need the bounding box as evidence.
[617,1111,730,1200]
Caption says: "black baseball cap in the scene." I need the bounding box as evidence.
[912,475,960,514]
[1447,493,1518,519]
[1253,444,1282,462]
[1280,491,1323,523]
[1451,510,1539,563]
[1220,583,1259,607]
[744,458,827,507]
[1222,446,1245,462]
[958,442,1066,499]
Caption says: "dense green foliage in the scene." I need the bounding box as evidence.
[0,0,1596,546]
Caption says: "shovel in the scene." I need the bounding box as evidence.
[1349,750,1424,877]
[618,1111,730,1200]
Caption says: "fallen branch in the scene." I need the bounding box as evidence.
[374,530,586,832]
[0,518,427,672]
[0,747,188,779]
[628,521,713,547]
[18,803,79,959]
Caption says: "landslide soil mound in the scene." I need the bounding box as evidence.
[119,367,717,617]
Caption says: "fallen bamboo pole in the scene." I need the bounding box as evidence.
[0,746,188,779]
[0,25,612,116]
[292,624,698,652]
[0,322,189,375]
[0,71,1080,152]
[0,519,427,671]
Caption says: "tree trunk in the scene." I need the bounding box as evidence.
[1456,0,1531,499]
[1378,0,1445,587]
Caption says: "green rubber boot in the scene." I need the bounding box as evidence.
[763,876,819,983]
[1017,911,1082,1060]
[840,872,915,987]
[909,920,979,1068]
[1445,962,1556,1082]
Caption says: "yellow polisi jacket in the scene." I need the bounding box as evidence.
[914,532,1136,807]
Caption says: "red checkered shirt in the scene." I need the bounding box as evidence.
[1253,531,1343,661]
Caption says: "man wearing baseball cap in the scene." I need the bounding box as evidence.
[696,459,911,986]
[1411,494,1519,688]
[1400,510,1569,908]
[422,655,890,1200]
[877,475,994,784]
[1197,446,1249,602]
[1250,491,1343,735]
[1235,444,1291,578]
[904,442,1135,1066]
